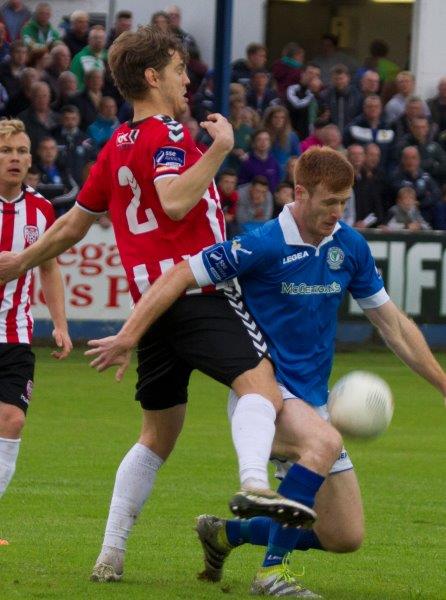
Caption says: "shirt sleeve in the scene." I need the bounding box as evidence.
[153,121,193,182]
[348,234,389,309]
[188,232,269,287]
[76,144,110,214]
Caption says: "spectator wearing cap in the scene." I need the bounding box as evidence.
[246,69,278,115]
[344,95,395,169]
[0,0,31,42]
[63,11,89,58]
[390,146,441,226]
[238,129,281,193]
[272,42,304,100]
[313,33,359,86]
[70,26,107,91]
[0,39,27,98]
[54,104,96,185]
[320,64,362,132]
[165,5,199,56]
[21,2,60,50]
[286,63,324,139]
[106,10,132,48]
[231,42,267,88]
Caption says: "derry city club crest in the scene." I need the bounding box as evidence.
[327,246,344,270]
[23,225,39,244]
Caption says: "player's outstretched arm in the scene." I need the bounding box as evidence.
[39,258,73,360]
[86,260,196,378]
[0,206,96,285]
[365,300,446,405]
[155,113,234,220]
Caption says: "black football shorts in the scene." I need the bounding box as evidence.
[0,343,36,414]
[136,289,269,410]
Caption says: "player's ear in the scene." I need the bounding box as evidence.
[144,67,160,89]
[295,184,306,202]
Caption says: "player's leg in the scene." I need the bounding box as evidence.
[92,324,191,582]
[0,402,25,497]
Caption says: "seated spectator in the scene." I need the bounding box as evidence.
[364,142,392,211]
[63,11,89,58]
[5,65,39,116]
[433,184,446,230]
[192,70,215,122]
[224,96,253,174]
[150,11,170,33]
[238,129,281,193]
[320,64,362,132]
[344,94,395,168]
[321,124,344,153]
[0,39,28,98]
[0,0,31,42]
[300,118,328,153]
[399,117,446,184]
[106,10,132,48]
[51,70,78,112]
[0,22,10,62]
[236,175,273,232]
[313,33,359,86]
[286,63,324,139]
[384,186,430,231]
[231,42,267,88]
[346,143,384,228]
[262,105,300,178]
[246,69,278,115]
[71,68,104,130]
[54,104,96,185]
[359,69,380,100]
[18,80,59,155]
[428,77,446,134]
[183,117,208,153]
[34,136,79,217]
[21,2,60,50]
[273,181,294,218]
[217,169,239,238]
[392,95,430,147]
[70,26,107,91]
[166,5,199,56]
[45,43,72,97]
[87,96,119,148]
[384,71,430,124]
[390,146,441,226]
[272,42,304,100]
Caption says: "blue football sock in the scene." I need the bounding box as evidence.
[262,463,325,567]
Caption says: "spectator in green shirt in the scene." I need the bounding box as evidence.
[70,26,107,92]
[21,2,60,50]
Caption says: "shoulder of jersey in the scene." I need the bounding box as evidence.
[153,114,185,143]
[24,185,53,207]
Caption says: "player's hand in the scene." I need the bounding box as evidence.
[85,335,132,381]
[0,251,22,285]
[51,328,73,360]
[200,113,234,153]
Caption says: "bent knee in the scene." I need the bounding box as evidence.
[325,531,364,553]
[305,425,343,467]
[0,405,25,438]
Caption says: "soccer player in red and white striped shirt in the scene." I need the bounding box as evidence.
[0,28,311,579]
[0,119,72,543]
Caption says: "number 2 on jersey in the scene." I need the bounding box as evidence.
[118,166,159,235]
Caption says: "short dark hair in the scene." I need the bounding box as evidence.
[116,10,132,19]
[276,182,294,193]
[218,168,237,180]
[330,64,349,77]
[370,39,389,58]
[251,175,269,187]
[246,43,266,57]
[60,104,80,114]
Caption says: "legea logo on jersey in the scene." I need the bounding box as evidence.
[283,250,309,264]
[116,129,139,146]
[23,225,39,244]
[327,247,345,270]
[154,147,186,171]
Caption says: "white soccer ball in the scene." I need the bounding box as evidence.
[328,371,394,439]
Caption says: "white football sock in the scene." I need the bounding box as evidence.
[0,437,21,497]
[230,394,276,489]
[100,443,163,558]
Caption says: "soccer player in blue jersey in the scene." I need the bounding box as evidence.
[86,147,446,597]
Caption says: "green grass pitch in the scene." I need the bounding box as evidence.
[0,348,445,599]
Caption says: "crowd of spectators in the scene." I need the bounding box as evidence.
[0,1,446,233]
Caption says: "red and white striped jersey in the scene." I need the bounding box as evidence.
[0,186,55,344]
[77,115,226,302]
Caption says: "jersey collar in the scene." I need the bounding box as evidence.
[278,204,341,253]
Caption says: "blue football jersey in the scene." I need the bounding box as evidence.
[189,205,389,406]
